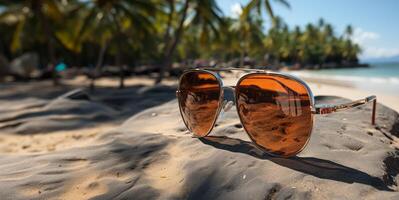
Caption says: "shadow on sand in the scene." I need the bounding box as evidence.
[0,83,177,134]
[199,136,394,192]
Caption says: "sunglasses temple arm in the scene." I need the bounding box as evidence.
[313,95,377,125]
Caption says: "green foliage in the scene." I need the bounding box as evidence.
[0,0,362,70]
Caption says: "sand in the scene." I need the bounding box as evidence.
[0,75,398,199]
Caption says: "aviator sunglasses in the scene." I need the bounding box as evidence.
[176,68,377,157]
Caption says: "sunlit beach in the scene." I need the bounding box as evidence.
[0,0,398,199]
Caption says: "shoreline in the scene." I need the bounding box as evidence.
[1,73,397,114]
[68,75,399,112]
[3,74,398,112]
[303,78,399,112]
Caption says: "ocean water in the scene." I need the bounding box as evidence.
[289,63,399,95]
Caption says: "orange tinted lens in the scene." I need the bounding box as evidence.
[236,74,313,157]
[178,71,221,137]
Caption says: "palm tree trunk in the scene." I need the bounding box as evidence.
[110,16,126,89]
[90,41,108,91]
[33,0,58,86]
[118,58,124,89]
[155,0,189,84]
[48,38,57,86]
[240,37,249,67]
[162,0,174,45]
[240,48,244,67]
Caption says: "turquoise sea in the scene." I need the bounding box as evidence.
[289,63,399,95]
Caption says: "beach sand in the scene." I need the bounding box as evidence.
[0,75,398,199]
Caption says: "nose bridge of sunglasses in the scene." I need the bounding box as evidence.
[221,86,236,112]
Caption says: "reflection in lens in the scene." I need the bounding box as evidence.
[236,74,313,157]
[177,71,221,137]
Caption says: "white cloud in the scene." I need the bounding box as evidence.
[230,3,242,19]
[351,28,399,59]
[351,28,379,45]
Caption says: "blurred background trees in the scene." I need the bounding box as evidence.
[0,0,362,85]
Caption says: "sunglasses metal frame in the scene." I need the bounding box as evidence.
[176,67,377,157]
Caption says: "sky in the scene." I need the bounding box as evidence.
[217,0,399,61]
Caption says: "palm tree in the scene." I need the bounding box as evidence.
[232,4,265,67]
[206,17,241,62]
[320,23,336,63]
[317,18,324,27]
[244,0,290,28]
[70,0,158,89]
[0,0,67,85]
[155,0,189,84]
[285,25,302,64]
[155,0,224,84]
[243,0,290,67]
[345,25,353,39]
[0,1,364,79]
[187,0,224,51]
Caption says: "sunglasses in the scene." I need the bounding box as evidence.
[176,68,377,157]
